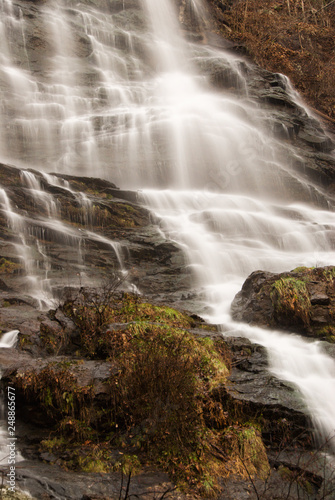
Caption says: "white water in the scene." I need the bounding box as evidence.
[0,329,23,466]
[0,330,19,349]
[0,0,334,455]
[138,0,335,454]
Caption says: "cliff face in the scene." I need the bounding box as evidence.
[208,0,335,122]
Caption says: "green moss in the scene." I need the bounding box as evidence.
[291,266,314,273]
[114,294,194,328]
[222,425,270,481]
[278,465,293,481]
[315,325,335,343]
[115,454,142,475]
[126,302,190,326]
[123,204,135,213]
[0,257,22,274]
[238,427,270,480]
[41,436,67,453]
[78,457,107,473]
[196,323,218,332]
[271,277,311,327]
[322,267,335,282]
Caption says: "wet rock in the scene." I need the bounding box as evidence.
[0,162,188,299]
[56,174,118,192]
[0,278,13,291]
[15,461,183,500]
[310,292,330,305]
[104,187,140,203]
[243,67,335,186]
[217,337,310,444]
[8,356,116,401]
[201,60,247,92]
[298,128,334,152]
[40,452,57,463]
[258,87,296,109]
[40,318,63,338]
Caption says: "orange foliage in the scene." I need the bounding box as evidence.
[211,0,335,118]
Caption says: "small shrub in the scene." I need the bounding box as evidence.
[109,322,229,491]
[14,289,235,495]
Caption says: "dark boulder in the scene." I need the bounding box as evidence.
[231,266,335,341]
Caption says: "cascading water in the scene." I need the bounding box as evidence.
[0,330,23,466]
[0,0,334,462]
[138,0,335,454]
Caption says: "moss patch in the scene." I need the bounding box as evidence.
[0,257,22,274]
[221,425,270,481]
[315,325,335,343]
[271,277,311,327]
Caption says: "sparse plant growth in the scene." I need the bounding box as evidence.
[60,199,146,229]
[0,257,22,274]
[315,324,335,342]
[212,0,335,119]
[322,266,335,282]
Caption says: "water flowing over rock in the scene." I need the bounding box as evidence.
[0,0,334,498]
[0,162,189,308]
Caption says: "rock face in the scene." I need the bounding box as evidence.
[0,163,191,308]
[231,266,335,341]
[221,337,310,442]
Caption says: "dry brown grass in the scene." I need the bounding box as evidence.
[211,0,335,119]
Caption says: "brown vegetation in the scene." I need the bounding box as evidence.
[211,0,335,120]
[15,290,236,496]
[11,285,334,496]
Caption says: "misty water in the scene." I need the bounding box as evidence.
[0,330,22,467]
[0,0,334,456]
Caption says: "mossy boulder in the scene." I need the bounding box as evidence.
[231,266,335,341]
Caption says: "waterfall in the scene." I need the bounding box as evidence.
[0,329,23,466]
[138,0,335,453]
[0,0,334,458]
[0,330,19,349]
